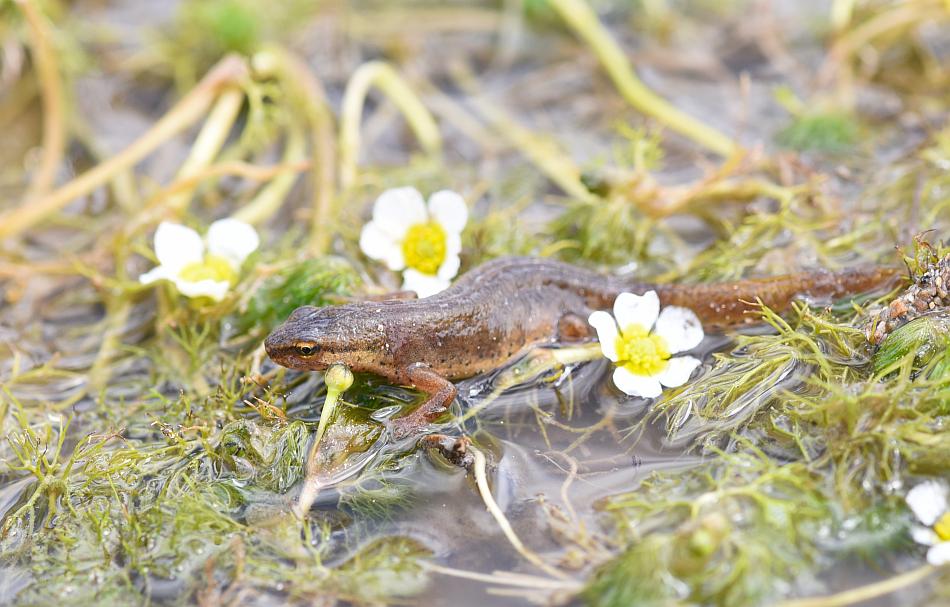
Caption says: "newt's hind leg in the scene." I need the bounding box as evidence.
[558,312,594,341]
[391,363,457,439]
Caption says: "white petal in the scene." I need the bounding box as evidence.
[927,542,950,566]
[612,366,662,398]
[911,526,940,546]
[153,222,203,273]
[139,266,174,285]
[172,278,231,301]
[906,482,949,526]
[402,269,450,298]
[444,230,462,258]
[372,187,428,238]
[656,356,701,388]
[206,218,259,266]
[436,253,461,281]
[588,311,620,361]
[614,291,660,333]
[360,221,405,271]
[428,190,468,234]
[654,306,704,354]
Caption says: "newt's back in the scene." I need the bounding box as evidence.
[265,256,901,381]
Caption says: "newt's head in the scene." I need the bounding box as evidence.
[264,304,386,372]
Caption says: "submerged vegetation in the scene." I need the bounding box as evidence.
[0,0,949,606]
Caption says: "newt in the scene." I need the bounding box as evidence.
[264,256,900,437]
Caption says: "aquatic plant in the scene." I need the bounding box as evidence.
[0,1,948,606]
[777,112,859,153]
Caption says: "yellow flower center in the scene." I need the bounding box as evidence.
[935,512,950,542]
[179,254,236,284]
[615,323,670,376]
[402,221,447,275]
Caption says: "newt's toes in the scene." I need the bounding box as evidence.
[420,434,474,469]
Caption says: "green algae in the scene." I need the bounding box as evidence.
[1,1,949,606]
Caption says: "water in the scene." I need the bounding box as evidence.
[1,0,948,605]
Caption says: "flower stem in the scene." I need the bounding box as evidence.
[546,0,740,157]
[338,61,441,190]
[87,297,131,394]
[142,159,310,218]
[294,364,354,518]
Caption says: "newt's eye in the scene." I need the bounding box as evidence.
[295,343,317,356]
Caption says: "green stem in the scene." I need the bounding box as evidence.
[87,298,131,394]
[338,61,442,190]
[546,0,740,157]
[294,364,354,518]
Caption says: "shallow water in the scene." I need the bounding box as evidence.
[2,0,949,605]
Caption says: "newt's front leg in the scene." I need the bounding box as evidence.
[390,363,457,439]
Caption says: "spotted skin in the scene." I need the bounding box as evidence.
[264,257,901,436]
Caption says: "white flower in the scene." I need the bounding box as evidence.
[139,218,259,302]
[906,481,950,566]
[588,290,704,398]
[359,187,467,298]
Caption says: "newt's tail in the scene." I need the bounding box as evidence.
[649,266,904,329]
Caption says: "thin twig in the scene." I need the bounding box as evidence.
[423,562,580,591]
[775,564,936,607]
[470,446,572,580]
